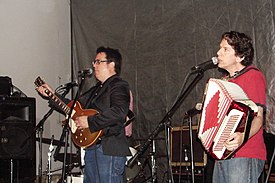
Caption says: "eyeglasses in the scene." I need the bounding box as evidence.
[92,59,110,65]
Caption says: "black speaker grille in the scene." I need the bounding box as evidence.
[0,97,36,182]
[0,97,35,159]
[1,124,31,158]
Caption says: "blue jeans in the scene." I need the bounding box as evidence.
[213,158,265,183]
[84,144,126,183]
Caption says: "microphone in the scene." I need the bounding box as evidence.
[78,68,93,77]
[60,81,78,89]
[191,57,218,72]
[185,103,202,118]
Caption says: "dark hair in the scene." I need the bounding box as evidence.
[96,46,122,75]
[221,31,254,66]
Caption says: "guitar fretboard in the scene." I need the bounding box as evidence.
[45,89,71,115]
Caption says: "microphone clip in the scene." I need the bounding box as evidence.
[190,57,218,74]
[184,103,202,118]
[59,81,78,89]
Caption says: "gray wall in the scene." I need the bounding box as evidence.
[0,0,71,176]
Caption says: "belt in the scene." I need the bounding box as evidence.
[95,139,102,145]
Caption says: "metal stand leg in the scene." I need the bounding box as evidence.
[188,118,195,183]
[10,159,13,183]
[265,146,275,183]
[47,135,55,183]
[151,139,157,183]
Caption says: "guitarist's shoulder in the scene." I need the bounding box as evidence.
[109,76,129,87]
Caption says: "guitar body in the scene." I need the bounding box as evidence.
[67,100,103,148]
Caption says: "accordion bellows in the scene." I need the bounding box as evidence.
[198,78,258,159]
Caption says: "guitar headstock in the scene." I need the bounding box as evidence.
[34,76,45,87]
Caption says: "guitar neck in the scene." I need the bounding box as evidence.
[45,90,71,115]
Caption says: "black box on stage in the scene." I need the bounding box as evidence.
[0,159,36,183]
[170,126,207,168]
[0,76,12,96]
[0,97,36,183]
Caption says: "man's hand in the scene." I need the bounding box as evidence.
[36,83,54,98]
[74,116,89,129]
[224,132,244,151]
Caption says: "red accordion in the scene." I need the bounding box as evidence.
[198,78,258,160]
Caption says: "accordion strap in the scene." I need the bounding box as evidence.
[228,66,259,79]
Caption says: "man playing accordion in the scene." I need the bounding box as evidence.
[211,31,266,183]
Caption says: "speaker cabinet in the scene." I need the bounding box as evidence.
[0,97,36,182]
[0,159,36,183]
[0,76,12,96]
[170,126,206,168]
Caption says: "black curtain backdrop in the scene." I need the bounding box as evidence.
[71,0,275,181]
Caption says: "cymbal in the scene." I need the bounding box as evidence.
[55,153,79,164]
[36,138,66,146]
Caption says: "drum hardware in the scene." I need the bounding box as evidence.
[55,153,81,183]
[126,147,143,182]
[43,163,79,175]
[35,137,66,146]
[44,136,81,183]
[55,153,80,165]
[127,138,166,183]
[66,174,84,183]
[46,135,55,183]
[150,139,157,183]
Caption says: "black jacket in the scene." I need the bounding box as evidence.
[49,75,131,156]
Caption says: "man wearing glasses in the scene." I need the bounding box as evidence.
[37,46,132,183]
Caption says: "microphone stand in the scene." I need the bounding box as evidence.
[127,71,204,182]
[187,116,195,183]
[265,146,275,183]
[35,85,72,183]
[179,104,202,183]
[55,76,86,183]
[37,109,54,183]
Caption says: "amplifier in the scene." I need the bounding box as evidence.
[0,76,12,96]
[170,125,206,167]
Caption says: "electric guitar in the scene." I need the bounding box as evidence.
[34,76,103,148]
